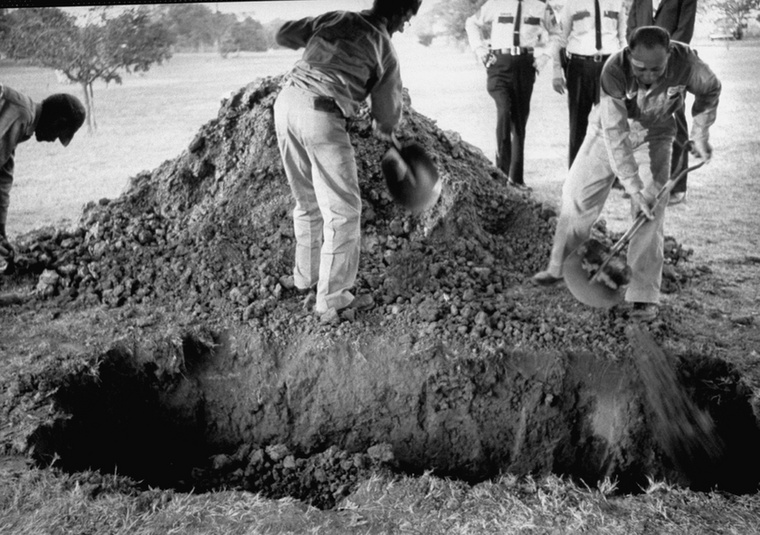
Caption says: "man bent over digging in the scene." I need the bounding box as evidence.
[273,0,422,323]
[531,26,721,321]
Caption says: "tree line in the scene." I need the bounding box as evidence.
[0,5,284,131]
[1,1,755,132]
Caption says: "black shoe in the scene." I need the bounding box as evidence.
[668,191,687,205]
[508,180,532,192]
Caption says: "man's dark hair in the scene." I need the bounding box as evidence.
[41,94,86,130]
[629,26,671,51]
[373,0,422,18]
[39,93,86,146]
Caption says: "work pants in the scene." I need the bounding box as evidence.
[544,125,673,304]
[565,55,607,168]
[486,53,536,185]
[273,85,361,314]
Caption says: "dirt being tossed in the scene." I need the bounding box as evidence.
[2,76,758,508]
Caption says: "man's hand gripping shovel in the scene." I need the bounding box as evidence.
[563,158,706,308]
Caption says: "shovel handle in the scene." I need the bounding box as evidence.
[589,159,705,282]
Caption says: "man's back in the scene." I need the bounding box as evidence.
[279,11,400,121]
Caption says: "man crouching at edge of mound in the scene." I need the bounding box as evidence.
[531,26,721,322]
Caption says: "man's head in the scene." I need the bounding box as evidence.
[35,93,86,146]
[373,0,422,34]
[628,26,671,87]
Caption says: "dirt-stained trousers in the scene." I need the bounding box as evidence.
[544,124,673,304]
[273,84,361,314]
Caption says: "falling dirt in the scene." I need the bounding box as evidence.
[1,75,760,508]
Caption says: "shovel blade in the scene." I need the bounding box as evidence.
[563,247,625,308]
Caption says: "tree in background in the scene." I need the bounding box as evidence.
[159,3,218,52]
[159,4,270,56]
[1,6,172,132]
[414,0,487,46]
[219,16,269,57]
[707,0,760,37]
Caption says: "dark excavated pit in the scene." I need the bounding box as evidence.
[20,326,760,508]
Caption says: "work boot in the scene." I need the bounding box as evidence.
[317,294,374,324]
[349,293,374,310]
[668,191,687,206]
[630,302,659,321]
[530,270,563,287]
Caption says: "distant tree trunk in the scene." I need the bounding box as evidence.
[81,81,97,133]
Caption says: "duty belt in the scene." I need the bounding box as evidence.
[494,47,534,56]
[566,51,609,63]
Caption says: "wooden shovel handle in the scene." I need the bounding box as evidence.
[590,160,706,282]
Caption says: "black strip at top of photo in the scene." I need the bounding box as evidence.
[5,1,278,8]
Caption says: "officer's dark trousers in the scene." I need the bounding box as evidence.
[565,55,607,168]
[486,53,536,185]
[670,105,689,194]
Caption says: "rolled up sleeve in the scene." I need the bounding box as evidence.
[369,53,403,133]
[688,56,721,148]
[599,68,642,194]
[276,16,319,49]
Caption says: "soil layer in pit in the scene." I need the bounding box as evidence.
[2,75,759,508]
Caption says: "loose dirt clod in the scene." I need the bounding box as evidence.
[2,75,758,507]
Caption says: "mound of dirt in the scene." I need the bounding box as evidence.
[6,75,694,342]
[3,76,757,506]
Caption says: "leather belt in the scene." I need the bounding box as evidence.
[494,47,534,56]
[566,51,609,63]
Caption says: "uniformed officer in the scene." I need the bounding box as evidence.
[552,0,626,167]
[466,0,559,190]
[532,27,721,321]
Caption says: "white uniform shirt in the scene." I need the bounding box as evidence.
[466,0,559,58]
[552,0,626,75]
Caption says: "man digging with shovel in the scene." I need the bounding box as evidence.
[273,0,422,323]
[531,26,721,321]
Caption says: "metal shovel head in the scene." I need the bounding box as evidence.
[382,141,441,213]
[562,247,625,308]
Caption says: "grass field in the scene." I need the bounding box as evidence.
[4,36,759,264]
[2,35,760,535]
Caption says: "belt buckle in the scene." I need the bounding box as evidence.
[510,46,521,56]
[593,52,604,63]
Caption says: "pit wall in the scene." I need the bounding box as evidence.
[24,324,760,494]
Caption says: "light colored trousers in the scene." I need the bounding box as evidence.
[273,85,361,314]
[545,125,673,304]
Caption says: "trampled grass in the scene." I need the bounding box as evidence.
[2,466,760,534]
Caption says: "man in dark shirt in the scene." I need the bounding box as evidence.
[273,0,421,321]
[0,85,86,268]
